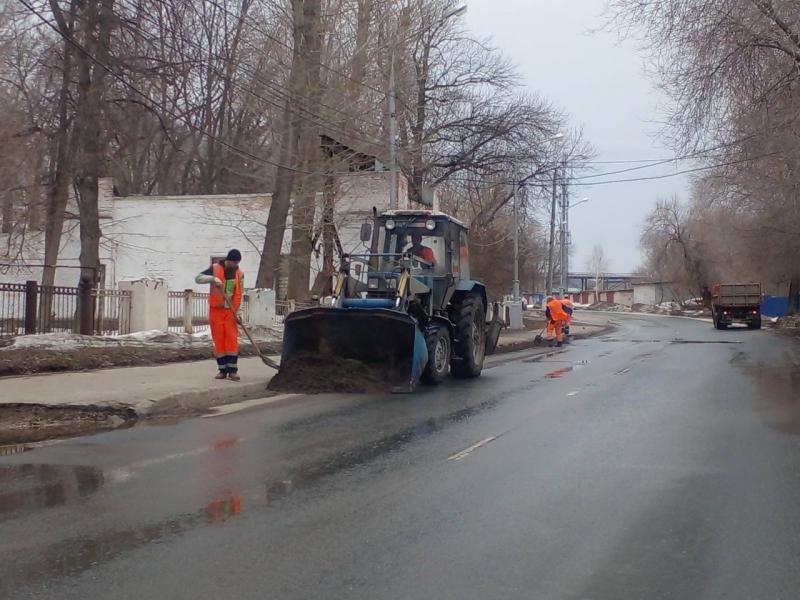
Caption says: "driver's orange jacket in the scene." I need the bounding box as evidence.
[413,246,436,266]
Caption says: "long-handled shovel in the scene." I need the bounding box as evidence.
[222,295,279,370]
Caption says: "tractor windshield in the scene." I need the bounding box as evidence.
[375,223,445,273]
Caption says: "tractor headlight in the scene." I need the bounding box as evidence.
[385,219,396,230]
[368,277,380,289]
[425,219,436,231]
[387,278,397,289]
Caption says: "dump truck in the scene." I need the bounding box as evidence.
[711,283,762,330]
[272,210,503,392]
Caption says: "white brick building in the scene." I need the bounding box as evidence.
[1,172,409,295]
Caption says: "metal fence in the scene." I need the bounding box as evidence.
[0,281,130,338]
[37,285,79,334]
[168,290,245,334]
[0,283,26,338]
[93,288,131,336]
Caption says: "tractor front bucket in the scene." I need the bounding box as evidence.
[269,306,428,393]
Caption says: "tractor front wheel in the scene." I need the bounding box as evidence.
[452,294,486,378]
[421,325,451,385]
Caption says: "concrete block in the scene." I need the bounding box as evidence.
[119,277,169,332]
[504,301,524,330]
[246,288,277,327]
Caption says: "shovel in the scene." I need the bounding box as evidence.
[222,293,279,370]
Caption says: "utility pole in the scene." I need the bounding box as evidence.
[559,154,569,293]
[512,182,520,301]
[546,166,558,294]
[388,50,398,210]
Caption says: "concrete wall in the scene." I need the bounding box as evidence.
[614,290,634,307]
[633,284,680,306]
[1,173,400,295]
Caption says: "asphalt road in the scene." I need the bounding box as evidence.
[2,313,799,599]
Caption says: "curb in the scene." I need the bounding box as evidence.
[142,381,275,416]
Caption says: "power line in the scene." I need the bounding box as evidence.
[443,151,782,188]
[573,122,797,181]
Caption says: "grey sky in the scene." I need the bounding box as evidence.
[464,0,689,273]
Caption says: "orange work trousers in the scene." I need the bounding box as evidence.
[545,319,564,343]
[210,307,239,372]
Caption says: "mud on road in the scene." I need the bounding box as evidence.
[0,404,137,445]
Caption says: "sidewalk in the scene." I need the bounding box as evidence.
[0,312,611,443]
[2,355,280,416]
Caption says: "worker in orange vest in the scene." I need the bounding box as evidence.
[560,296,574,339]
[195,249,244,380]
[545,293,568,347]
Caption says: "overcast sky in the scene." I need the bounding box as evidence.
[463,0,690,273]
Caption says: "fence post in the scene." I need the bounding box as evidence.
[183,289,194,334]
[78,280,94,335]
[24,280,38,335]
[289,299,296,313]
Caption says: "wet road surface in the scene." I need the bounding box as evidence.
[2,314,800,599]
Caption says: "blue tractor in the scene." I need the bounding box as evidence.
[277,210,503,392]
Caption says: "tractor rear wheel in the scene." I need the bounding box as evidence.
[421,325,451,385]
[452,294,486,378]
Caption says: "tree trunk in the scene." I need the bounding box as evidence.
[1,193,11,235]
[320,174,336,295]
[42,0,76,291]
[256,0,306,289]
[287,181,317,302]
[286,0,323,302]
[73,0,114,335]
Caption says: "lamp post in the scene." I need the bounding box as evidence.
[558,156,587,294]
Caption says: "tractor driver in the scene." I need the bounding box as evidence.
[408,231,437,268]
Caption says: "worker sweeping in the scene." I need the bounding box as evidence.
[560,295,574,340]
[545,293,568,347]
[195,249,244,381]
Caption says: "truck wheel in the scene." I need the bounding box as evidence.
[748,318,761,330]
[452,294,486,378]
[421,325,451,385]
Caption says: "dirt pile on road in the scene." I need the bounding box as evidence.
[268,353,389,394]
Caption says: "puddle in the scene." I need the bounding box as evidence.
[600,338,743,345]
[738,364,800,435]
[545,362,589,379]
[0,463,105,521]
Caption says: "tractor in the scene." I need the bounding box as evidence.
[275,210,503,392]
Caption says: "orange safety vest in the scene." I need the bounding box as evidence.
[561,298,574,322]
[546,297,568,322]
[209,263,243,310]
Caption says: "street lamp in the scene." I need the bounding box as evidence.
[571,197,589,209]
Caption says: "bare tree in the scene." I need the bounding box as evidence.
[586,244,607,303]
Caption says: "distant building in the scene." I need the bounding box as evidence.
[632,282,683,306]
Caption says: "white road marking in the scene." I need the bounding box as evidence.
[567,391,579,397]
[447,436,497,461]
[203,393,299,417]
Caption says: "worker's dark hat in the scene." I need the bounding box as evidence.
[226,248,242,262]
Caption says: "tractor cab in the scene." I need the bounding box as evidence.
[343,211,470,316]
